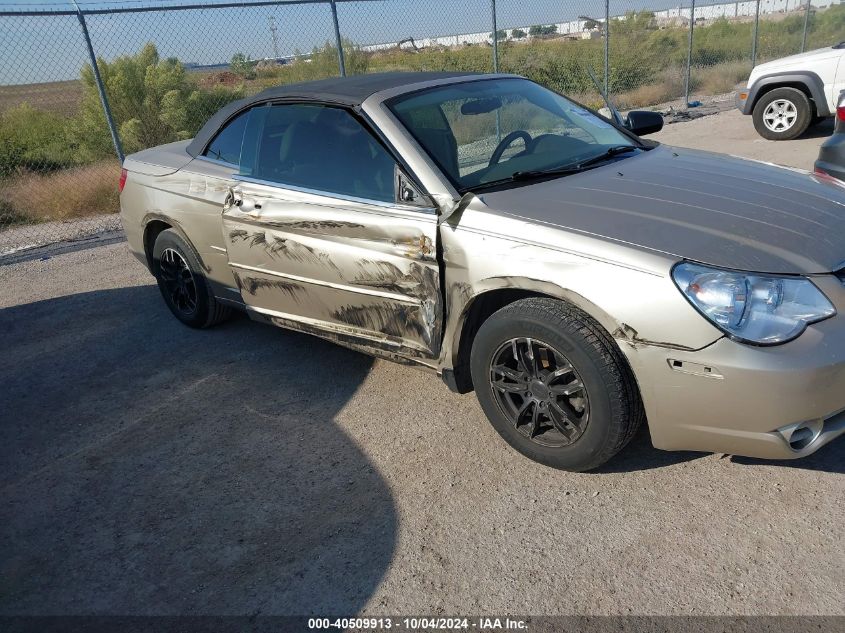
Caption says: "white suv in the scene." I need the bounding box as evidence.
[736,43,845,140]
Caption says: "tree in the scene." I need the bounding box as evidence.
[309,38,369,76]
[230,52,256,79]
[583,19,599,31]
[511,28,527,39]
[613,11,657,35]
[75,43,244,157]
[490,29,508,41]
[529,24,557,37]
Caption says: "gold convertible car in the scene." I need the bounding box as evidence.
[119,72,845,471]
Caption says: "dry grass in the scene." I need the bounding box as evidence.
[0,160,121,225]
[614,66,686,109]
[612,60,752,109]
[691,60,751,97]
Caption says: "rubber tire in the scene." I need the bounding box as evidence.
[752,87,812,141]
[470,298,643,472]
[152,228,231,328]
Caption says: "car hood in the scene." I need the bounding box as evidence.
[477,145,845,274]
[750,45,841,77]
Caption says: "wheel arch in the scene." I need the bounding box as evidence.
[142,212,209,275]
[748,72,829,117]
[446,277,624,393]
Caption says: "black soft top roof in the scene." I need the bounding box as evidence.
[186,71,481,157]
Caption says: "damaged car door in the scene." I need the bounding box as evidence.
[221,102,443,360]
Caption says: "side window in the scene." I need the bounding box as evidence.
[203,109,251,166]
[251,104,396,203]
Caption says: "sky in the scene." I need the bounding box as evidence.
[0,0,768,84]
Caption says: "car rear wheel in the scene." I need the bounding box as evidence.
[152,228,231,328]
[752,88,812,141]
[470,297,643,472]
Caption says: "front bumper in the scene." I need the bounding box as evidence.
[622,275,845,459]
[735,86,751,115]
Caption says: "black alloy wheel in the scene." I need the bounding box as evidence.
[158,247,198,317]
[490,336,589,447]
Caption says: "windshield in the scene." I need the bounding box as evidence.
[388,77,638,192]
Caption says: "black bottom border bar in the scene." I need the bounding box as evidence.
[1,616,843,633]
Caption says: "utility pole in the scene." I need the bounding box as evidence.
[268,16,280,60]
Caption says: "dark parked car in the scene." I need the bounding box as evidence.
[815,92,845,181]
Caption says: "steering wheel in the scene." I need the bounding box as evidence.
[488,130,533,167]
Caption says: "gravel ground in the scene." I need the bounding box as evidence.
[1,111,843,617]
[0,214,121,258]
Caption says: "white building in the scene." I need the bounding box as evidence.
[360,0,841,53]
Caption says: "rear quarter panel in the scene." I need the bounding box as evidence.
[119,151,238,293]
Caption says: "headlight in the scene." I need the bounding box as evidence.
[672,262,836,345]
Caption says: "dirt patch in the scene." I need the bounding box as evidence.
[197,71,242,89]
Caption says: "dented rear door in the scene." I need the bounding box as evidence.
[222,178,442,360]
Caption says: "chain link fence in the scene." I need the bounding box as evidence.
[1,0,844,257]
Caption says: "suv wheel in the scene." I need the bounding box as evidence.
[470,298,643,472]
[152,228,231,328]
[752,87,812,141]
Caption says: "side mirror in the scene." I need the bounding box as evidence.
[625,110,664,136]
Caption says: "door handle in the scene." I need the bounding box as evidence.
[238,196,261,216]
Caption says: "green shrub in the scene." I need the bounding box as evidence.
[230,53,257,80]
[73,43,245,158]
[0,104,78,176]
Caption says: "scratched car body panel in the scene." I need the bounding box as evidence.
[120,72,845,471]
[223,183,442,358]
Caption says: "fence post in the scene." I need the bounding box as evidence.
[604,0,609,99]
[684,0,696,107]
[490,0,499,73]
[801,0,811,52]
[72,1,123,163]
[329,0,346,77]
[751,0,761,67]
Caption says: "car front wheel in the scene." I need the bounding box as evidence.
[470,298,643,472]
[752,87,812,141]
[152,228,231,328]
